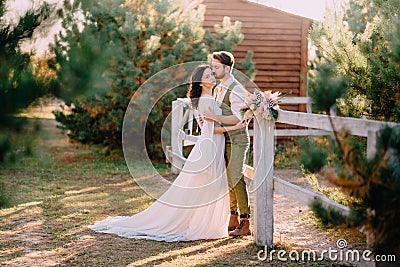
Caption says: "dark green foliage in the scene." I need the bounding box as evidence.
[310,199,347,226]
[0,1,51,119]
[0,0,52,163]
[308,57,350,114]
[297,138,329,173]
[328,126,400,256]
[0,135,11,162]
[238,51,256,81]
[52,0,255,160]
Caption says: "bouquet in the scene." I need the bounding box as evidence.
[240,90,285,121]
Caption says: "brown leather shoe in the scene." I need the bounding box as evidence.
[228,214,239,231]
[229,218,251,236]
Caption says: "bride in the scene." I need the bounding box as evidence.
[88,64,245,241]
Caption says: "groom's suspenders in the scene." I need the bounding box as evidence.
[221,81,238,120]
[221,81,247,138]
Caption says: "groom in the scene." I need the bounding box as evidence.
[210,51,251,236]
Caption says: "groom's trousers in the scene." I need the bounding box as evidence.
[224,129,250,216]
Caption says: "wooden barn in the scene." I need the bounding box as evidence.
[203,0,313,113]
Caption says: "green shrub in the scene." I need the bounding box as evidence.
[310,199,347,226]
[297,138,329,173]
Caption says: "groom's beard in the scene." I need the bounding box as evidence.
[213,72,225,80]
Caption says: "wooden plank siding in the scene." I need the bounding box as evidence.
[203,0,313,114]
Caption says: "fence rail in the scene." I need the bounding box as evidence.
[242,164,350,215]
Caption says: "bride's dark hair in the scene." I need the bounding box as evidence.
[187,64,210,109]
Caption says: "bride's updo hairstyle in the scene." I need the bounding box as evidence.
[187,64,210,109]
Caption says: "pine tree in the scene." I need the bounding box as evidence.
[309,0,400,122]
[308,59,400,255]
[51,0,255,159]
[308,1,400,255]
[0,0,51,162]
[325,126,400,257]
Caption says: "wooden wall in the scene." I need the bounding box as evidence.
[203,0,313,112]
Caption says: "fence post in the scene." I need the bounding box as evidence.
[253,116,274,247]
[366,130,377,159]
[171,100,184,174]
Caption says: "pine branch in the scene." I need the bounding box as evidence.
[328,114,365,187]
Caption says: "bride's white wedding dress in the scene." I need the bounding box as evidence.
[88,94,230,241]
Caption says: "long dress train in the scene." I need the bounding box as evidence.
[88,94,230,241]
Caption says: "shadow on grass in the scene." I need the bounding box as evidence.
[60,233,260,266]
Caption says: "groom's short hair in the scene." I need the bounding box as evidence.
[212,51,235,70]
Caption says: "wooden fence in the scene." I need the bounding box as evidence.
[165,97,398,247]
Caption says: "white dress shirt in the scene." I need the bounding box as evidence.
[215,75,247,121]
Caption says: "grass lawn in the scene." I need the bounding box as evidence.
[0,118,349,266]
